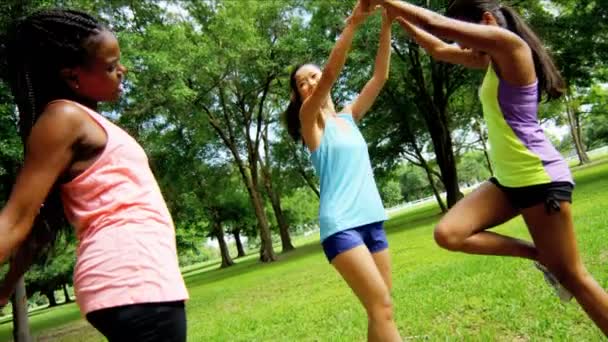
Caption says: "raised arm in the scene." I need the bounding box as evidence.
[348,9,393,122]
[299,1,370,127]
[395,17,489,69]
[378,0,524,57]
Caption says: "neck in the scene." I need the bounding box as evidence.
[67,94,98,111]
[319,97,336,118]
[52,86,99,111]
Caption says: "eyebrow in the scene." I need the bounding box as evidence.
[105,56,120,64]
[296,71,316,82]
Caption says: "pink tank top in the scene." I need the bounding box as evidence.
[57,100,188,314]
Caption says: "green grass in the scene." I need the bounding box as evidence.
[2,163,608,340]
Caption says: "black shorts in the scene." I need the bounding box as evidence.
[86,301,186,342]
[489,177,574,213]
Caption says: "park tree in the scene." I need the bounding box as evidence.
[529,0,608,164]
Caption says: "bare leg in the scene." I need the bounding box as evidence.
[371,249,392,291]
[524,202,608,335]
[434,182,536,259]
[333,245,402,342]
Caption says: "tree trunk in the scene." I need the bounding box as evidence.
[425,107,463,208]
[288,141,320,198]
[422,163,447,213]
[565,93,590,165]
[260,161,294,253]
[205,107,276,262]
[401,48,463,208]
[62,284,72,304]
[45,290,57,307]
[247,178,276,262]
[206,121,276,262]
[233,229,246,258]
[214,222,234,268]
[481,142,493,175]
[474,119,494,175]
[11,277,32,342]
[406,117,448,213]
[273,196,294,253]
[300,171,320,199]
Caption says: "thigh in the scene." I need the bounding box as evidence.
[437,181,520,237]
[371,249,392,291]
[362,223,392,290]
[523,202,582,274]
[332,245,391,311]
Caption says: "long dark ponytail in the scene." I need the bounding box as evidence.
[1,9,104,260]
[447,0,566,100]
[284,64,305,142]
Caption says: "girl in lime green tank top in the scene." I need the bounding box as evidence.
[373,0,608,335]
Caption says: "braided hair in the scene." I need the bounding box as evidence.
[1,9,105,260]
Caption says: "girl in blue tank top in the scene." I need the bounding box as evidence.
[373,0,608,335]
[284,2,401,341]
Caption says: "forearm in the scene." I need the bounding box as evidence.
[302,21,362,120]
[383,0,442,30]
[372,19,392,82]
[0,215,34,263]
[0,242,36,299]
[397,18,447,55]
[323,22,360,83]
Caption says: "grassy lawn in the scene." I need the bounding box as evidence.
[1,161,608,340]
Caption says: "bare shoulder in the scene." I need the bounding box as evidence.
[26,101,90,150]
[41,101,89,126]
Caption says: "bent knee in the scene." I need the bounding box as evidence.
[434,223,465,251]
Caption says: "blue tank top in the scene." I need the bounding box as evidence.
[310,113,387,241]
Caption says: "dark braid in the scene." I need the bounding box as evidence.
[2,9,105,261]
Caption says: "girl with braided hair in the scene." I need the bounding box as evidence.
[0,9,188,341]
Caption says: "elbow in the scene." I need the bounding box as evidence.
[376,72,390,84]
[374,64,390,84]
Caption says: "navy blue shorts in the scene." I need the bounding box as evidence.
[322,221,388,262]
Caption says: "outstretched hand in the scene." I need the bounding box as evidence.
[381,6,397,24]
[345,0,374,27]
[368,0,386,9]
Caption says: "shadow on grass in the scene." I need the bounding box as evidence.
[0,302,78,327]
[386,208,443,232]
[185,206,442,289]
[184,243,323,289]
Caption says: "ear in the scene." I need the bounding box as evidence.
[481,11,498,26]
[60,68,80,89]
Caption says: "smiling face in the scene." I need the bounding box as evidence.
[294,64,322,101]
